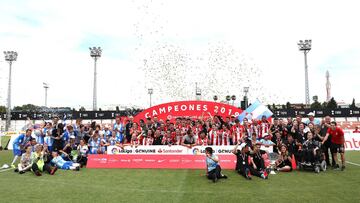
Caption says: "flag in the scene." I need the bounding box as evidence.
[238,99,273,122]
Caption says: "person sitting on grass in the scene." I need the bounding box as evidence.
[205,147,227,183]
[233,142,267,180]
[275,145,293,172]
[51,151,81,171]
[77,139,89,167]
[251,143,269,179]
[301,132,320,165]
[31,144,57,176]
[60,135,79,162]
[14,145,32,174]
[11,129,32,168]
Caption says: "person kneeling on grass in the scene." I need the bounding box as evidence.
[275,145,292,172]
[31,144,57,176]
[205,147,227,183]
[51,151,80,171]
[14,145,32,174]
[233,142,267,180]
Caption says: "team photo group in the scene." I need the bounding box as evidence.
[10,111,346,182]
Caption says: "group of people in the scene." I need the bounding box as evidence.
[205,112,346,182]
[10,112,346,180]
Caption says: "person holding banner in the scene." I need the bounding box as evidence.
[205,147,227,183]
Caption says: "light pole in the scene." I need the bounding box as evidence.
[226,95,231,104]
[3,51,17,131]
[148,88,153,107]
[195,82,201,101]
[298,39,312,105]
[231,95,236,106]
[89,47,102,111]
[213,95,218,102]
[43,82,49,107]
[243,87,249,108]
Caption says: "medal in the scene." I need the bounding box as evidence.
[242,161,245,165]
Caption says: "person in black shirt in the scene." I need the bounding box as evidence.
[275,145,292,172]
[251,143,269,179]
[284,134,300,164]
[152,129,163,145]
[233,142,265,180]
[125,116,134,144]
[301,132,320,164]
[321,116,336,167]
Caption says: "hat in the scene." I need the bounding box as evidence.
[239,143,247,151]
[307,112,315,117]
[263,133,270,137]
[70,135,76,139]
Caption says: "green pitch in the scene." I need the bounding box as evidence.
[0,150,359,203]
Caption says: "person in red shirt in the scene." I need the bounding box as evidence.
[353,126,360,133]
[322,121,345,170]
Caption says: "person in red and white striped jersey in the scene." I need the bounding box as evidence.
[196,131,209,146]
[231,119,244,145]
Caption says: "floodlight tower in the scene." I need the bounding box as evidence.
[89,47,102,111]
[298,39,312,105]
[3,51,18,131]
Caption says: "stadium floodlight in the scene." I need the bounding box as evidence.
[298,39,312,105]
[243,87,249,108]
[3,51,18,131]
[231,95,236,106]
[213,95,218,102]
[148,88,153,107]
[89,47,102,111]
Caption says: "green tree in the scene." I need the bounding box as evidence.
[311,101,322,109]
[327,97,338,109]
[286,102,291,109]
[0,106,6,113]
[79,106,86,111]
[272,103,277,110]
[13,104,41,112]
[350,98,356,109]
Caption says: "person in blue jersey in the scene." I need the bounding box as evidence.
[51,151,80,171]
[88,130,101,154]
[205,147,227,183]
[44,127,54,152]
[113,116,124,143]
[11,129,33,168]
[102,125,112,139]
[24,138,37,153]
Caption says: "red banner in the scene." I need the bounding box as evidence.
[134,100,243,122]
[87,154,236,169]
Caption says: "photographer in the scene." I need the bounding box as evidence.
[205,147,227,183]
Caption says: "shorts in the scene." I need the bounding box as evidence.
[13,144,22,156]
[331,143,345,153]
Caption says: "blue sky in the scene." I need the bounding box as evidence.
[0,0,359,109]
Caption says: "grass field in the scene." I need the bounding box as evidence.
[0,150,359,203]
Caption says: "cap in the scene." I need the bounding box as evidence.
[307,112,315,117]
[70,135,76,139]
[239,143,247,151]
[263,133,270,137]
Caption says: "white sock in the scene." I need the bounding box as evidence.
[69,166,76,170]
[73,163,80,167]
[11,156,19,165]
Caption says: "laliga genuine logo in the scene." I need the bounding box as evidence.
[158,148,163,153]
[111,148,119,154]
[192,148,201,155]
